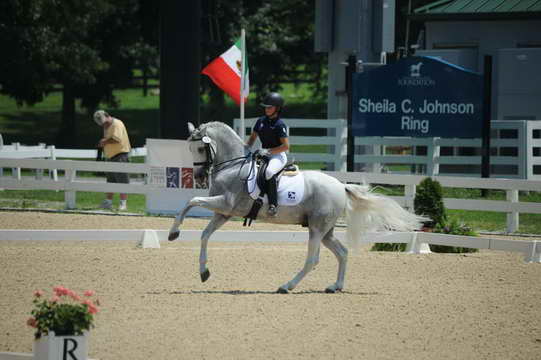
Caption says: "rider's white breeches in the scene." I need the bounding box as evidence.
[266,152,287,180]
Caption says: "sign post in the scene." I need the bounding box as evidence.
[346,54,357,172]
[481,55,493,187]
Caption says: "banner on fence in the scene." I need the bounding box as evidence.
[145,139,212,216]
[352,56,483,138]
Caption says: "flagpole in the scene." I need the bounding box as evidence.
[239,28,246,140]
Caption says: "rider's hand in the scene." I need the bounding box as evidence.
[259,149,272,158]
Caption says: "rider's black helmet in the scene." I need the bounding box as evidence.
[260,92,285,108]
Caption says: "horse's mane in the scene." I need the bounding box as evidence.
[194,121,242,143]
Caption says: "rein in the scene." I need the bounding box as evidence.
[211,156,250,175]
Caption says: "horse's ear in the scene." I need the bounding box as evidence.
[187,122,196,134]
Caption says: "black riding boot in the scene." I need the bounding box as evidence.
[267,176,278,216]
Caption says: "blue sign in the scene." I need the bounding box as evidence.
[352,56,484,138]
[166,167,179,188]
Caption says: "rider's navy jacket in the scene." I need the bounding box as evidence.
[253,116,288,149]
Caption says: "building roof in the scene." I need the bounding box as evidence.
[411,0,541,21]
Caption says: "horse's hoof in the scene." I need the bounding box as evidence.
[200,269,210,282]
[325,287,342,294]
[276,287,289,294]
[168,231,180,241]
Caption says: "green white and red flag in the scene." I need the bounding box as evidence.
[202,37,249,105]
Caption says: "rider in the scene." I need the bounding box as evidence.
[245,92,289,217]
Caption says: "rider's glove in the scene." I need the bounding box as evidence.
[259,149,272,158]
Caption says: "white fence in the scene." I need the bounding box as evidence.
[0,154,540,233]
[357,120,541,180]
[234,118,348,171]
[0,141,147,181]
[234,119,541,180]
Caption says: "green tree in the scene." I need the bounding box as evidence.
[200,0,327,121]
[0,0,147,147]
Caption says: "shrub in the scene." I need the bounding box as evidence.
[371,178,478,253]
[414,177,447,228]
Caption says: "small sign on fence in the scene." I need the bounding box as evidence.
[145,139,211,216]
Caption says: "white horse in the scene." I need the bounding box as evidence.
[168,121,426,293]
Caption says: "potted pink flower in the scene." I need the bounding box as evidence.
[27,286,100,360]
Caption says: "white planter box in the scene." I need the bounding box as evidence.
[33,331,88,360]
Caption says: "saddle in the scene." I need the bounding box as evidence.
[243,154,298,227]
[255,160,298,193]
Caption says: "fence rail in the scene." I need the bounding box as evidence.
[1,155,540,232]
[234,119,541,179]
[234,118,348,171]
[356,120,541,179]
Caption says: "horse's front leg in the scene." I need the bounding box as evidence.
[199,213,230,282]
[168,195,229,241]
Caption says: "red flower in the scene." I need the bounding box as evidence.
[26,317,37,328]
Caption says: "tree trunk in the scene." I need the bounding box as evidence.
[143,68,148,97]
[57,82,77,147]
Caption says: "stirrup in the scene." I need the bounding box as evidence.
[268,205,278,217]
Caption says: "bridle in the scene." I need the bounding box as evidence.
[190,135,215,169]
[189,134,250,176]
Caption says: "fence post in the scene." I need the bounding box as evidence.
[404,184,416,211]
[35,143,46,180]
[48,145,58,181]
[13,142,21,180]
[506,189,519,233]
[372,144,382,173]
[426,137,440,176]
[522,121,532,179]
[64,169,76,209]
[337,120,348,172]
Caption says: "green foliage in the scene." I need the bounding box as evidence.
[28,287,99,339]
[371,242,407,252]
[0,0,152,147]
[414,177,447,227]
[201,0,327,117]
[430,218,478,253]
[373,179,479,253]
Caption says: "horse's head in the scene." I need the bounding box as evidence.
[187,122,216,182]
[187,121,246,182]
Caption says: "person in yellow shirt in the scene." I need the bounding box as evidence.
[93,110,131,210]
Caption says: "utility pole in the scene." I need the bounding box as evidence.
[159,0,201,139]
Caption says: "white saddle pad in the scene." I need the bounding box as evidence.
[246,168,305,206]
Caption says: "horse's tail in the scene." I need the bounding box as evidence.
[344,184,427,250]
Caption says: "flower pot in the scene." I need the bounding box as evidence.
[33,331,88,360]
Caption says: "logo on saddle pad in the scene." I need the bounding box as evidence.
[247,172,304,206]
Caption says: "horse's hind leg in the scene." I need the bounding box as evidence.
[321,227,348,293]
[198,213,230,282]
[277,227,323,293]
